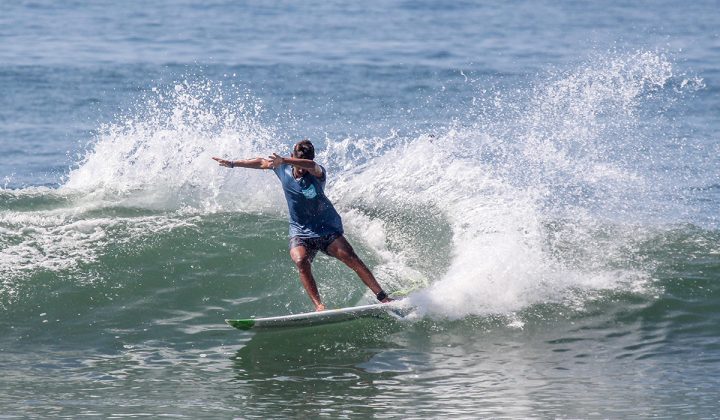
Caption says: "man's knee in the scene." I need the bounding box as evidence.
[329,239,357,261]
[291,253,312,269]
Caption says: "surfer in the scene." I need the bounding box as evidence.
[212,140,393,311]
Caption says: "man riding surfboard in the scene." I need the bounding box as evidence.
[213,139,393,311]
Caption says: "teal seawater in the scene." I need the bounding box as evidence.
[1,0,720,418]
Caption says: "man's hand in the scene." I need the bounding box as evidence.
[267,153,285,168]
[212,157,233,167]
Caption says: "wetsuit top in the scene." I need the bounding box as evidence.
[272,164,344,238]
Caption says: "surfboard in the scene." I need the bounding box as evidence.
[226,301,412,330]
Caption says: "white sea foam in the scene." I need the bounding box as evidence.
[328,51,678,319]
[63,81,287,214]
[0,195,199,304]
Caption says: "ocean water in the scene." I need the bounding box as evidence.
[1,0,719,418]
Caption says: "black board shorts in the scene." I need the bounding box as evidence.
[289,232,342,261]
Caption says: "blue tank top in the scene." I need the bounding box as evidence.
[272,164,344,238]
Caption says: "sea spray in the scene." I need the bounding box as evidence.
[63,81,288,213]
[331,51,684,318]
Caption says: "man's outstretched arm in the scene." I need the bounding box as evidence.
[212,156,272,169]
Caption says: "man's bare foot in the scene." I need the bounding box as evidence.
[315,304,326,311]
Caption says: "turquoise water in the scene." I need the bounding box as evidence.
[1,1,720,418]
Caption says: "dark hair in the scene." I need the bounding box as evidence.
[293,139,315,160]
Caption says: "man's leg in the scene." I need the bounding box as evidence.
[326,235,393,302]
[289,245,325,311]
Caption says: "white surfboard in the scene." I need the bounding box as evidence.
[226,301,411,330]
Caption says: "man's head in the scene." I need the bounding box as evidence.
[292,139,315,160]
